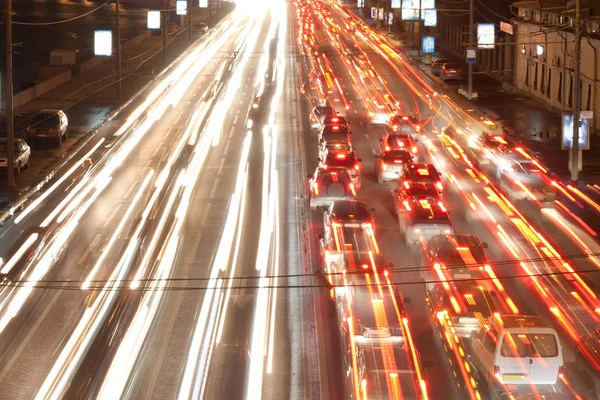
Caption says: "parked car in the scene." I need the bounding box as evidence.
[192,22,209,35]
[440,62,463,82]
[431,58,451,76]
[27,109,68,146]
[0,138,30,174]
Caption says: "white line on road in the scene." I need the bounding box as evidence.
[365,134,369,139]
[103,204,123,229]
[0,287,64,383]
[210,178,220,198]
[174,113,183,125]
[123,178,140,199]
[233,115,239,125]
[223,140,231,156]
[228,126,235,139]
[201,203,212,225]
[77,234,102,267]
[218,157,226,175]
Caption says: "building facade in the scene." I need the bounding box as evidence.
[513,0,600,133]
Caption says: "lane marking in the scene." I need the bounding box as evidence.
[233,115,239,125]
[123,178,140,199]
[210,178,220,198]
[201,202,212,225]
[218,157,226,175]
[77,234,102,267]
[103,203,123,229]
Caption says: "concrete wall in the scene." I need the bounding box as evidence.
[514,21,600,133]
[0,69,72,110]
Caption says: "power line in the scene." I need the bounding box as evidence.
[12,0,112,26]
[475,0,511,22]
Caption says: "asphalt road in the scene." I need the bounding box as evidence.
[0,1,599,399]
[0,2,324,399]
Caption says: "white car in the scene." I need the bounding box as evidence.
[470,315,564,397]
[0,138,31,174]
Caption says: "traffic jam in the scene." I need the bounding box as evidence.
[296,0,600,399]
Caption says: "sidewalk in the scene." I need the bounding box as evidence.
[0,11,218,208]
[382,31,600,185]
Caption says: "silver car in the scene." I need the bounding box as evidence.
[308,166,357,210]
[0,138,31,174]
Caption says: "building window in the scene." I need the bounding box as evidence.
[547,69,552,98]
[558,72,563,103]
[525,60,530,86]
[533,62,538,90]
[587,84,592,110]
[541,65,546,94]
[568,75,574,108]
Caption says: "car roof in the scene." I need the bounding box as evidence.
[331,200,370,219]
[491,315,553,330]
[406,164,438,176]
[405,181,438,194]
[322,124,349,134]
[436,234,483,247]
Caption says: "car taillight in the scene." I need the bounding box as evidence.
[382,162,387,171]
[393,125,398,131]
[349,183,357,196]
[558,366,564,379]
[312,182,319,195]
[416,125,421,131]
[493,365,501,381]
[354,164,359,170]
[385,146,390,151]
[411,146,417,154]
[436,181,443,190]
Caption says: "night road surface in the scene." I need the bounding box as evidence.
[0,1,325,399]
[1,0,600,399]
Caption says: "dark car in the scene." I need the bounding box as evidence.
[431,58,451,76]
[440,63,463,81]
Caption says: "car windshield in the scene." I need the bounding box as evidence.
[32,113,60,128]
[332,201,370,220]
[500,333,558,358]
[316,106,335,116]
[408,166,439,180]
[318,169,350,184]
[444,63,460,69]
[381,151,411,163]
[326,153,356,167]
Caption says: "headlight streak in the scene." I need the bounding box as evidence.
[178,132,253,400]
[0,233,39,275]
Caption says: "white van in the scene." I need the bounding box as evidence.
[470,315,563,396]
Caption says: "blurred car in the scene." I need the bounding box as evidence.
[319,115,349,131]
[576,329,600,399]
[0,138,30,174]
[394,190,452,246]
[440,62,463,81]
[323,200,375,230]
[380,133,419,161]
[27,109,68,146]
[375,149,413,183]
[471,315,564,397]
[311,106,336,129]
[192,22,209,35]
[319,149,361,189]
[431,58,452,76]
[428,281,501,337]
[319,124,352,146]
[393,181,440,212]
[386,114,421,136]
[318,141,353,161]
[308,166,357,210]
[400,163,443,192]
[499,160,556,208]
[421,234,489,288]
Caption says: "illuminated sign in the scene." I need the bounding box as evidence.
[357,0,365,7]
[94,30,112,56]
[477,24,495,49]
[424,9,437,26]
[401,0,434,20]
[422,36,435,54]
[371,7,376,18]
[147,11,161,29]
[199,0,208,8]
[391,0,401,8]
[176,0,187,15]
[562,112,591,150]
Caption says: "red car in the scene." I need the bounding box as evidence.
[440,63,462,82]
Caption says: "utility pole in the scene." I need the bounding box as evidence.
[376,0,380,28]
[5,0,15,187]
[163,0,168,63]
[116,0,122,100]
[417,0,422,56]
[188,0,192,40]
[467,0,474,100]
[571,0,582,181]
[208,0,212,25]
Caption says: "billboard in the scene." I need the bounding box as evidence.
[147,11,161,29]
[94,30,112,56]
[562,112,591,150]
[357,0,365,7]
[371,7,376,18]
[477,24,495,49]
[424,9,437,26]
[391,0,401,8]
[422,36,435,54]
[199,0,208,8]
[176,0,187,15]
[401,0,434,20]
